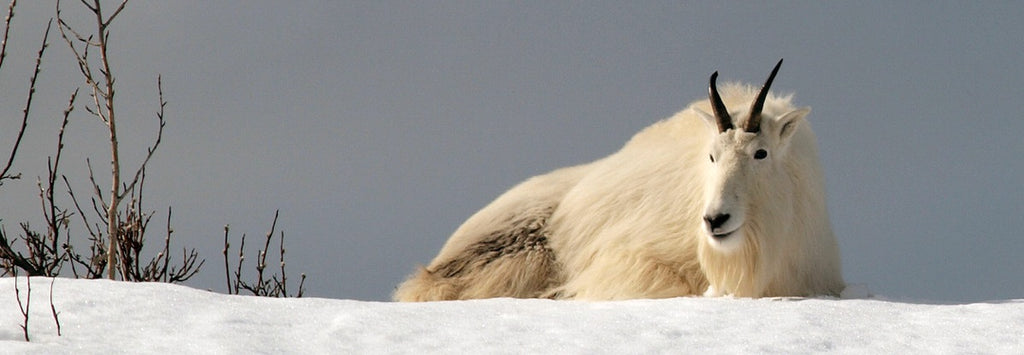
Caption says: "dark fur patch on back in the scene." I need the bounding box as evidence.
[431,208,555,279]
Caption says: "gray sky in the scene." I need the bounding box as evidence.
[1,1,1022,302]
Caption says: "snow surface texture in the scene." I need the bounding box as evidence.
[1,278,1021,353]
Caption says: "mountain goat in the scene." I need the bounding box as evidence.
[395,59,845,301]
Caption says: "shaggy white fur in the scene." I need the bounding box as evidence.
[395,65,844,302]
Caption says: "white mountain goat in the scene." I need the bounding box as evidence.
[395,59,845,301]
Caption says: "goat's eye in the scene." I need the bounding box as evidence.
[754,149,768,160]
[709,154,715,163]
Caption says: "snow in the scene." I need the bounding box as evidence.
[1,278,1022,353]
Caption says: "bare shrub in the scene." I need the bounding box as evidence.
[223,211,307,298]
[51,0,203,282]
[2,0,203,284]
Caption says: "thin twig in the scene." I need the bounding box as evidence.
[233,231,245,294]
[14,271,31,341]
[46,88,77,243]
[1,16,51,186]
[64,175,95,238]
[48,277,60,336]
[120,75,165,199]
[32,87,77,278]
[0,0,16,71]
[159,207,172,281]
[83,158,107,215]
[279,229,287,296]
[255,211,279,292]
[222,224,231,293]
[224,211,305,297]
[0,73,74,278]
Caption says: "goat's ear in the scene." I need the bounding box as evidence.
[694,108,717,132]
[776,107,810,141]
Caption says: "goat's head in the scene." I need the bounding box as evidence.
[694,59,811,253]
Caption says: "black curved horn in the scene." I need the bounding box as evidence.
[708,71,733,133]
[746,58,783,133]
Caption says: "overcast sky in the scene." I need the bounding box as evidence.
[1,2,1022,302]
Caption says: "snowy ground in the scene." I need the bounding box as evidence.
[0,278,1021,353]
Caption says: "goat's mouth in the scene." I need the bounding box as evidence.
[706,227,744,253]
[707,225,740,240]
[711,231,734,239]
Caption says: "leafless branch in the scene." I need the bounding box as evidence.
[0,0,16,71]
[1,16,51,186]
[120,75,165,200]
[279,227,288,296]
[45,89,77,240]
[64,176,95,239]
[122,206,202,283]
[0,92,77,277]
[2,0,202,287]
[14,271,30,342]
[100,0,127,29]
[222,224,231,292]
[48,277,61,337]
[223,211,306,297]
[57,0,176,281]
[232,228,245,294]
[83,159,107,216]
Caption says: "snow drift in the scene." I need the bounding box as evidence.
[1,277,1021,353]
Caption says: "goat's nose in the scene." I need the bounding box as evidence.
[703,213,730,232]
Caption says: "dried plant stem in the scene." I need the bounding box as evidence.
[223,211,306,297]
[14,272,30,342]
[1,9,50,186]
[49,277,61,336]
[0,0,15,70]
[222,225,231,292]
[0,0,16,183]
[96,0,124,281]
[58,0,169,280]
